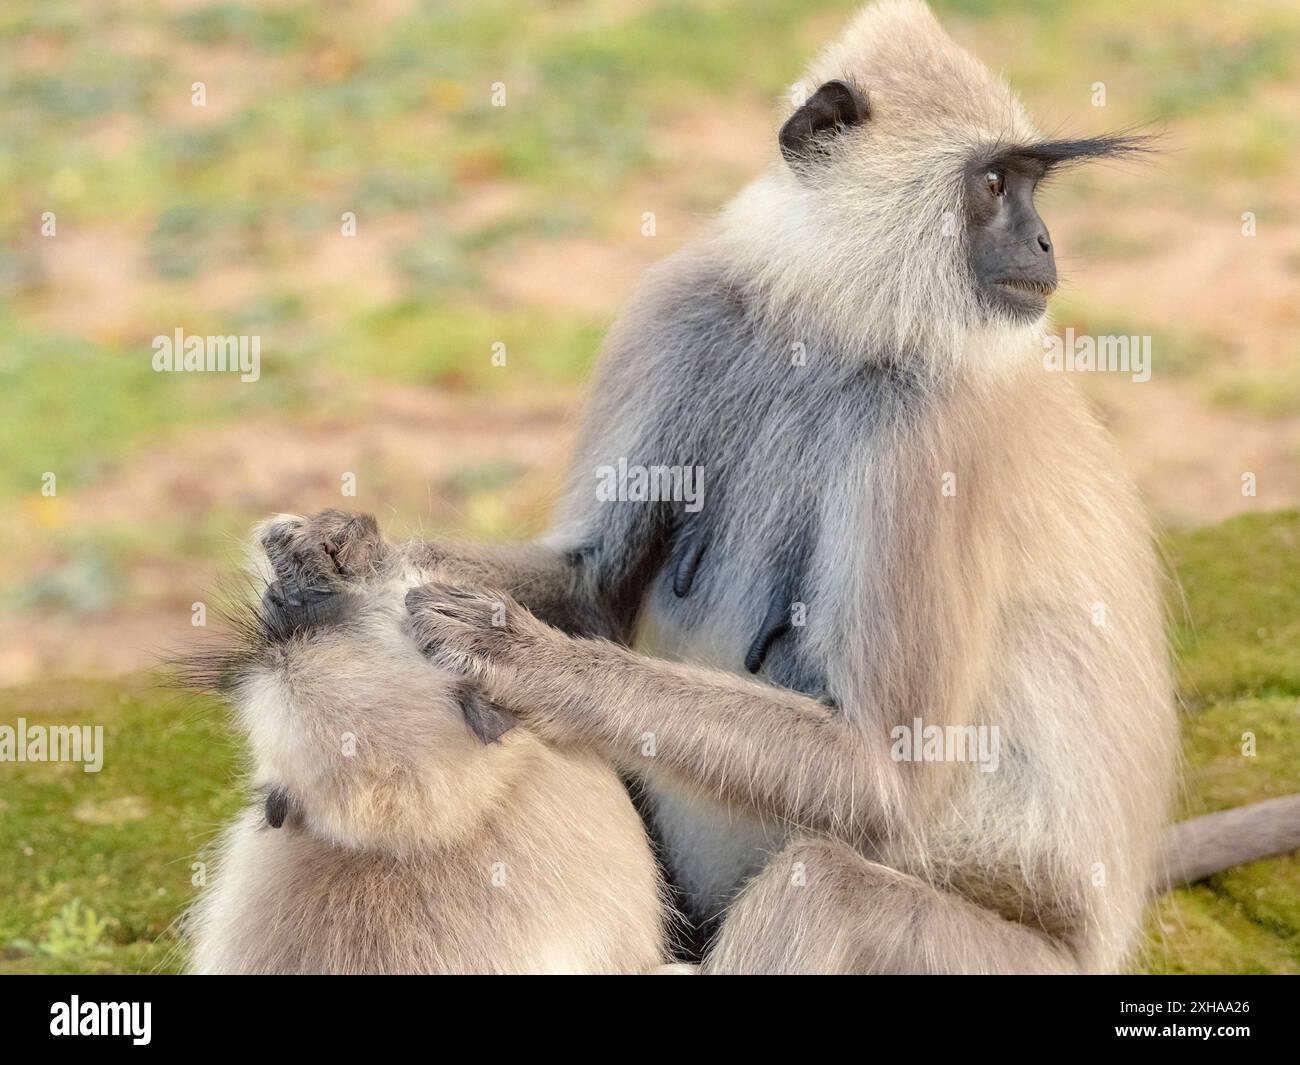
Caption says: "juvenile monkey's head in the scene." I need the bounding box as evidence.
[719,0,1145,374]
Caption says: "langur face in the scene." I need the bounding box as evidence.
[777,77,1144,339]
[965,155,1056,322]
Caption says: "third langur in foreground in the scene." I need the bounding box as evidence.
[226,0,1300,973]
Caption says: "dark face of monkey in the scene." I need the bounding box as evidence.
[777,77,1147,341]
[965,157,1057,322]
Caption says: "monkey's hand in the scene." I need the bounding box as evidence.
[267,511,536,607]
[403,580,586,748]
[405,582,551,683]
[260,508,393,587]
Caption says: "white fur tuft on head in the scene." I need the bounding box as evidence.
[717,0,1044,377]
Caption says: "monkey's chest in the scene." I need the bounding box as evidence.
[625,362,912,922]
[628,423,868,924]
[632,362,907,700]
[633,436,861,704]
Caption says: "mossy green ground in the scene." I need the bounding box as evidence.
[1139,512,1300,974]
[1,511,1296,974]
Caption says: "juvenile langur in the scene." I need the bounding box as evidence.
[186,512,671,975]
[208,0,1300,973]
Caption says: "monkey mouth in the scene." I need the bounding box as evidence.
[983,277,1055,323]
[992,278,1057,297]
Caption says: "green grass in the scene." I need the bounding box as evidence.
[1048,298,1224,380]
[1149,693,1300,974]
[1141,513,1300,974]
[323,299,605,390]
[0,291,600,506]
[1163,511,1300,707]
[1,511,1297,973]
[0,306,313,501]
[0,677,240,974]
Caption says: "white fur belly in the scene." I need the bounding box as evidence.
[647,780,787,921]
[633,593,790,919]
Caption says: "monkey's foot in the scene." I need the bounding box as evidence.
[258,510,391,633]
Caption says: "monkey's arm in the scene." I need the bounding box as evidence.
[406,583,902,840]
[286,507,669,641]
[400,539,597,636]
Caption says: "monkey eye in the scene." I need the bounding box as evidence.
[985,170,1005,197]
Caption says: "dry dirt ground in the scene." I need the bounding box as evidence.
[0,385,579,683]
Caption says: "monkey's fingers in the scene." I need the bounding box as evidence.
[259,518,309,585]
[405,582,540,685]
[404,585,490,665]
[405,582,502,629]
[260,510,388,590]
[310,510,386,578]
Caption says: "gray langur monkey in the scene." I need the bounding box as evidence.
[396,0,1299,972]
[185,512,674,974]
[193,0,1300,974]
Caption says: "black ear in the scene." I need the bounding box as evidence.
[265,787,292,829]
[457,686,519,745]
[779,79,868,167]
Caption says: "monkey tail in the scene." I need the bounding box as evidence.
[1157,794,1300,895]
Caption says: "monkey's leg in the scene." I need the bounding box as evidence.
[704,837,1077,975]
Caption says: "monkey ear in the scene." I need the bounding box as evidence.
[779,80,869,167]
[457,686,519,745]
[265,787,292,829]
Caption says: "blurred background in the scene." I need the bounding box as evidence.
[0,0,1297,973]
